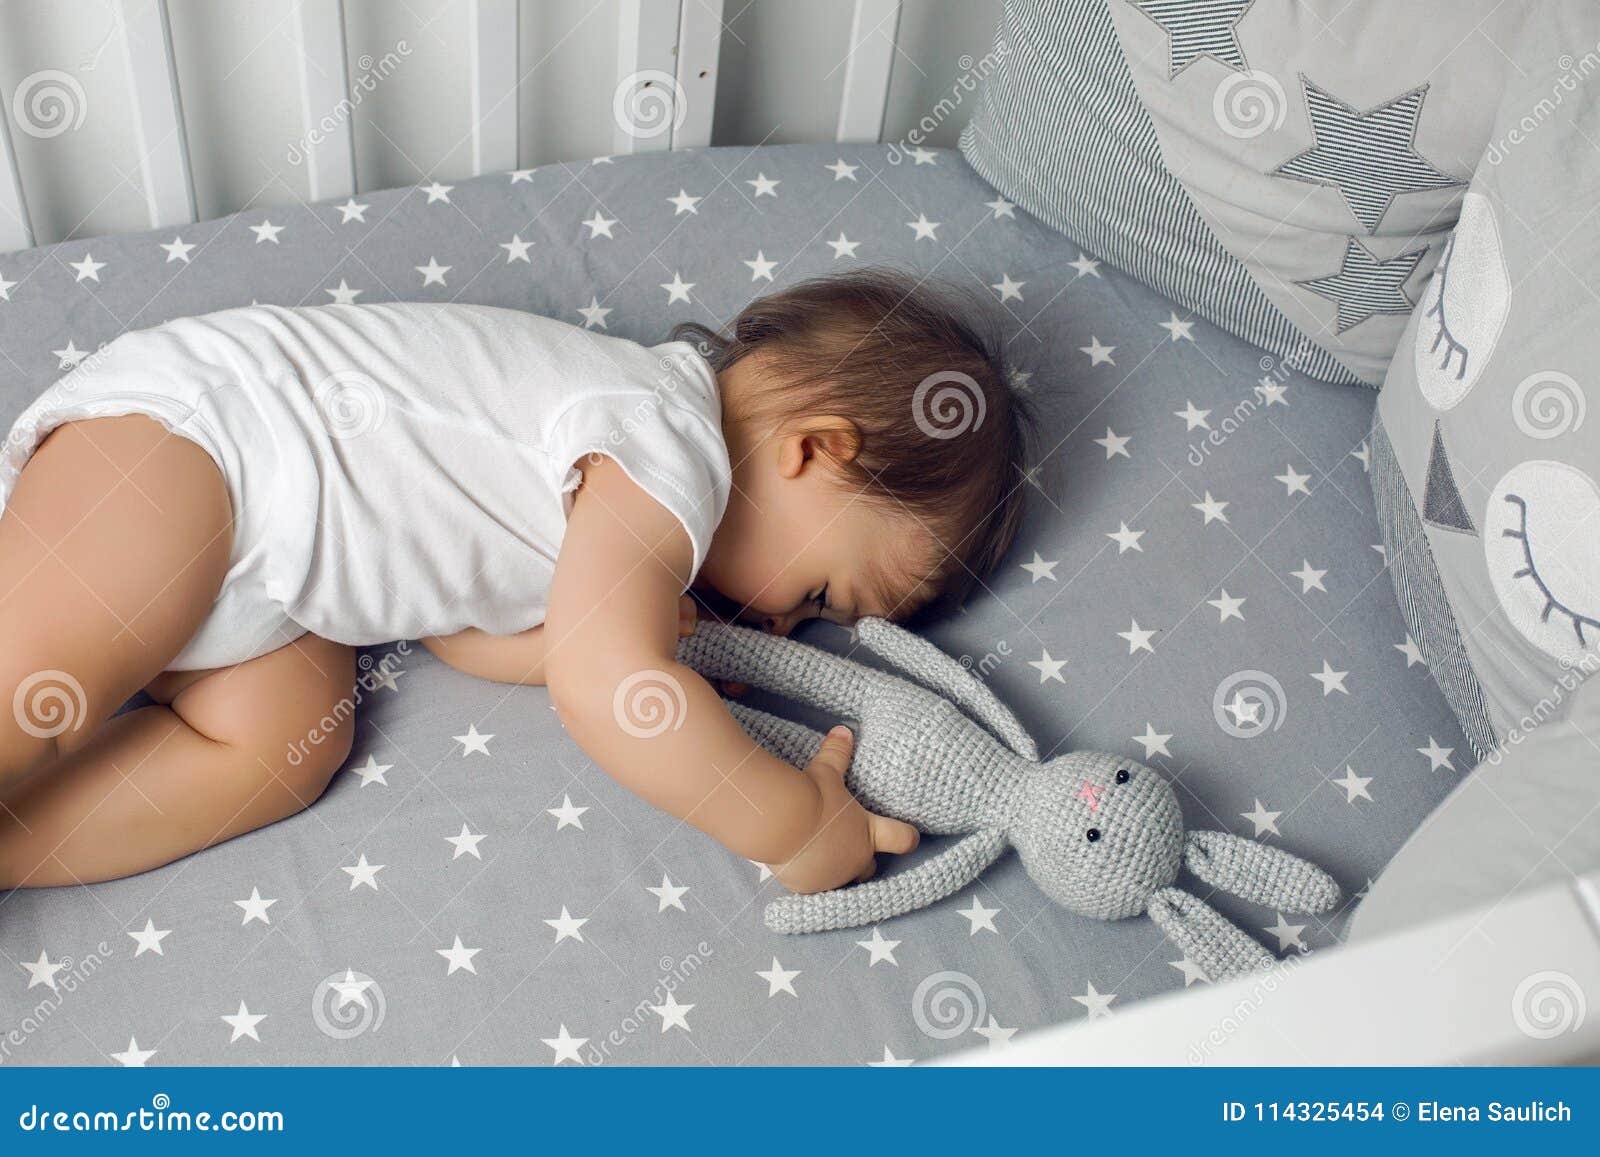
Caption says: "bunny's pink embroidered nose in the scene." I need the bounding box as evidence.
[1077,779,1104,810]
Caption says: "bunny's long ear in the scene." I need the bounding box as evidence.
[726,701,823,768]
[764,828,1008,933]
[1183,830,1341,914]
[854,618,1039,762]
[1146,886,1274,983]
[678,622,871,717]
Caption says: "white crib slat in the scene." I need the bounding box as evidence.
[671,0,723,150]
[613,0,683,156]
[0,109,33,251]
[291,0,356,202]
[469,0,519,174]
[836,0,901,143]
[115,0,195,227]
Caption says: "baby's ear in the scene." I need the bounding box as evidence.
[799,416,862,469]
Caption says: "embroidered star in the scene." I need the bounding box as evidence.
[651,992,695,1032]
[544,906,588,943]
[576,296,611,329]
[1021,551,1059,582]
[1069,253,1101,277]
[325,278,362,305]
[350,754,392,787]
[1134,0,1254,76]
[234,887,277,926]
[990,273,1024,302]
[1029,649,1067,684]
[985,195,1016,219]
[1094,427,1130,458]
[500,233,533,263]
[437,934,481,975]
[547,794,588,830]
[159,236,194,263]
[581,210,617,239]
[1298,238,1427,332]
[744,251,777,281]
[1158,312,1195,342]
[1207,589,1246,622]
[1418,736,1455,772]
[1133,724,1173,759]
[1395,635,1425,667]
[445,823,487,860]
[21,949,64,990]
[1332,765,1374,803]
[110,1036,156,1066]
[415,257,450,286]
[659,272,694,304]
[647,874,689,911]
[757,957,801,998]
[1106,521,1145,554]
[1241,798,1282,837]
[667,188,702,215]
[1175,400,1212,431]
[1080,337,1115,366]
[825,158,859,181]
[746,172,780,196]
[1192,491,1230,524]
[1263,912,1307,952]
[336,198,369,222]
[453,724,493,755]
[421,181,453,203]
[128,918,172,957]
[958,896,1000,934]
[1273,79,1464,233]
[827,232,860,259]
[1290,560,1328,593]
[249,219,284,244]
[1310,660,1349,696]
[856,927,901,966]
[222,1001,267,1043]
[342,853,385,890]
[1078,779,1104,810]
[1118,618,1157,655]
[542,1024,587,1065]
[1275,464,1312,496]
[1073,981,1116,1019]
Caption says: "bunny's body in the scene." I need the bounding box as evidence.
[677,618,1342,983]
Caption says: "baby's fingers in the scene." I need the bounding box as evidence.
[869,813,920,856]
[677,595,697,638]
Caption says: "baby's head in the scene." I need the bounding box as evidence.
[678,269,1033,633]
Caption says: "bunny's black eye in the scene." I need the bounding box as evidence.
[1085,827,1101,842]
[1115,768,1130,785]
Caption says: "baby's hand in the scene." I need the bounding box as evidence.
[773,726,920,894]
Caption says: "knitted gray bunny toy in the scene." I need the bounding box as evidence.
[676,617,1342,982]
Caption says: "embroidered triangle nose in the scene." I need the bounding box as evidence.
[1078,780,1104,810]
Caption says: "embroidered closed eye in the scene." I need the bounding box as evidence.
[1501,493,1600,647]
[1425,233,1468,381]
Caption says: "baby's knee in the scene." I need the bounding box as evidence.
[252,716,355,821]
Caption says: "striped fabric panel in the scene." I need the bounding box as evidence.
[1370,416,1497,759]
[958,0,1360,385]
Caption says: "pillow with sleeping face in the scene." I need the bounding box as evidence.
[1371,3,1600,757]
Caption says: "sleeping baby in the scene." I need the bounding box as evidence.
[0,269,1031,895]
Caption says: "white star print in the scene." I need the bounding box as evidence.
[234,887,277,926]
[437,935,481,975]
[1157,312,1195,341]
[1310,660,1349,696]
[1255,378,1289,406]
[647,874,689,911]
[1192,492,1229,524]
[342,853,385,891]
[855,927,900,966]
[668,188,702,215]
[547,794,588,830]
[445,823,487,860]
[650,992,694,1032]
[110,1036,156,1066]
[659,272,694,303]
[454,724,493,755]
[350,754,392,787]
[581,210,617,238]
[1073,981,1116,1018]
[907,214,940,240]
[1263,912,1307,952]
[1174,400,1211,431]
[329,970,373,1008]
[249,219,284,244]
[744,251,777,281]
[1275,464,1312,497]
[421,181,454,203]
[973,1015,1017,1048]
[869,1045,915,1067]
[576,296,612,329]
[415,257,450,286]
[827,232,860,258]
[1021,552,1059,582]
[1069,253,1101,277]
[1395,636,1424,667]
[0,269,15,300]
[746,172,780,196]
[825,158,858,181]
[990,273,1024,302]
[1170,957,1210,986]
[957,896,999,934]
[1106,521,1145,554]
[757,957,801,997]
[222,1000,266,1043]
[1117,618,1157,655]
[53,340,87,369]
[544,906,588,944]
[1351,441,1371,471]
[500,234,533,263]
[128,918,172,957]
[160,236,194,263]
[542,1024,587,1065]
[1133,724,1173,759]
[1241,799,1282,837]
[325,278,362,305]
[907,146,937,165]
[1207,590,1246,623]
[1418,736,1455,772]
[1079,337,1117,367]
[751,860,773,882]
[1226,694,1261,729]
[1029,649,1067,684]
[1290,560,1328,593]
[337,198,368,222]
[510,169,534,183]
[985,196,1016,219]
[1094,427,1130,458]
[21,949,63,990]
[1332,765,1374,803]
[69,253,106,281]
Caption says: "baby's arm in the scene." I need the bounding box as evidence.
[542,454,916,890]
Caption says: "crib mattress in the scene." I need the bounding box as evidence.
[0,143,1466,1065]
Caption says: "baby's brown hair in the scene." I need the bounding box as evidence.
[675,268,1034,623]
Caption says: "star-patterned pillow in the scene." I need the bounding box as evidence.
[959,0,1526,386]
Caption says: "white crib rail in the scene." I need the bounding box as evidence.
[0,0,931,249]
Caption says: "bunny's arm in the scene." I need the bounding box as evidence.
[677,622,874,717]
[856,618,1040,761]
[764,828,1008,933]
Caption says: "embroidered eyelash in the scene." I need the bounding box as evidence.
[1426,235,1468,381]
[1502,493,1600,646]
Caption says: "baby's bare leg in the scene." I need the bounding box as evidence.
[0,633,356,887]
[0,414,232,787]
